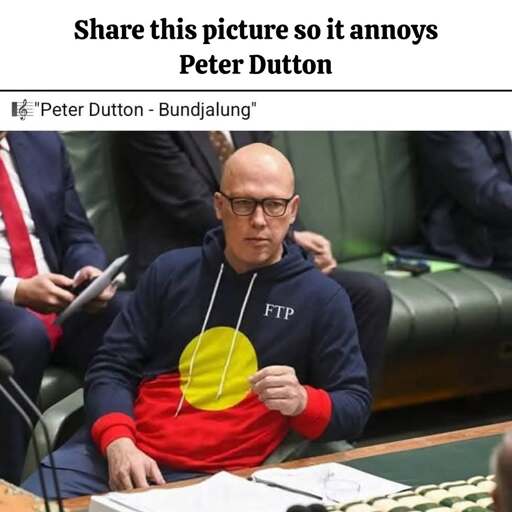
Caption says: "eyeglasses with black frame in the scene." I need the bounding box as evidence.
[219,191,296,217]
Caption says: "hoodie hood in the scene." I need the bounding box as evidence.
[202,226,314,282]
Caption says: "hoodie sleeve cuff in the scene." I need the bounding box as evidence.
[289,385,332,439]
[91,412,137,455]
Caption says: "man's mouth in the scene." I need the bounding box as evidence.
[245,237,269,244]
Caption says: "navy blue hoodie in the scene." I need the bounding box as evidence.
[85,227,370,471]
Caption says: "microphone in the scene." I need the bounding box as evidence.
[0,382,50,512]
[0,355,64,512]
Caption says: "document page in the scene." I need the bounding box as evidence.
[90,472,322,512]
[252,463,409,503]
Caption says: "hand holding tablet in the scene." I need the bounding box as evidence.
[55,254,129,325]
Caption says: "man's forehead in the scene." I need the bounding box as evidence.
[224,171,293,197]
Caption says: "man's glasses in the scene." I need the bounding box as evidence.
[219,191,295,217]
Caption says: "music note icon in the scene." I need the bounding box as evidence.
[11,99,36,120]
[18,100,28,120]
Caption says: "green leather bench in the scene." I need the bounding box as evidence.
[38,131,512,417]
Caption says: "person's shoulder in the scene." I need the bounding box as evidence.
[8,132,68,177]
[302,267,349,305]
[152,246,202,272]
[17,131,61,145]
[9,131,62,151]
[139,247,202,292]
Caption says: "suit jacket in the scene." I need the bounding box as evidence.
[415,131,512,269]
[0,132,107,286]
[120,131,272,282]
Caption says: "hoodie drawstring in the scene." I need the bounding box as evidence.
[216,272,257,399]
[174,263,225,416]
[174,264,258,416]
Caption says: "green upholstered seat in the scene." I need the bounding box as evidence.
[343,258,512,351]
[273,132,417,262]
[37,367,82,413]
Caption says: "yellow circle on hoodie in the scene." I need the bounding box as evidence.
[179,326,258,411]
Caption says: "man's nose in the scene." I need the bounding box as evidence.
[250,204,267,227]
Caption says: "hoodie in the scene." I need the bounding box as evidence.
[85,227,370,472]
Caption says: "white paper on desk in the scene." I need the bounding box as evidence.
[88,471,322,512]
[252,463,409,503]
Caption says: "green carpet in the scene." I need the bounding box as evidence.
[346,435,501,487]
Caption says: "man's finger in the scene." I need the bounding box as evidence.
[118,472,134,491]
[148,461,165,486]
[308,234,329,252]
[319,260,337,274]
[304,237,324,253]
[250,365,293,383]
[49,284,76,305]
[131,464,149,489]
[322,263,337,274]
[96,285,115,302]
[258,386,290,401]
[74,265,102,283]
[48,273,74,288]
[252,375,295,394]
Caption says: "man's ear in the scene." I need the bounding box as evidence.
[289,194,300,224]
[213,192,223,221]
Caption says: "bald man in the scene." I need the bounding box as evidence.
[493,433,512,512]
[121,131,390,391]
[24,144,371,498]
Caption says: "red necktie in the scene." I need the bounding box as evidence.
[0,151,63,349]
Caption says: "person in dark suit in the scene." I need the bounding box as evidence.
[415,131,512,271]
[119,131,392,392]
[0,131,122,484]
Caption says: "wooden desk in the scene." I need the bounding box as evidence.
[64,420,512,512]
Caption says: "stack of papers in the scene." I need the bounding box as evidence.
[89,464,408,512]
[89,472,322,512]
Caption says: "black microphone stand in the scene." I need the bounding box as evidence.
[8,377,65,512]
[0,355,64,512]
[0,383,51,512]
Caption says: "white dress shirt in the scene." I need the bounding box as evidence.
[222,131,234,146]
[0,137,50,303]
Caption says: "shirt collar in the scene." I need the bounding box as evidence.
[0,136,10,153]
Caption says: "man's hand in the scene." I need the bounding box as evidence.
[105,437,165,491]
[73,265,116,313]
[14,273,75,313]
[293,230,337,274]
[249,366,308,416]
